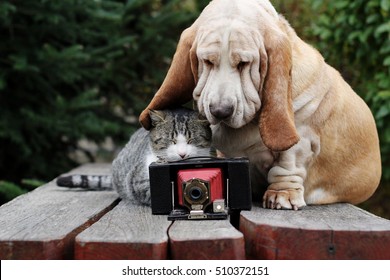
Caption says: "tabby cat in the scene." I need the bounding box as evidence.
[56,108,214,206]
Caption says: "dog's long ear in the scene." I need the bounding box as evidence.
[259,30,299,151]
[139,26,198,129]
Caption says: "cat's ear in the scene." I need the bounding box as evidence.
[149,110,166,127]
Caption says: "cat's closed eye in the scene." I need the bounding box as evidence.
[154,137,162,144]
[199,134,211,141]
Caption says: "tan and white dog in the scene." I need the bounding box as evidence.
[139,0,381,210]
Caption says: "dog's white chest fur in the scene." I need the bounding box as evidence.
[211,122,274,184]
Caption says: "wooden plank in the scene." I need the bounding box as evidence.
[75,201,172,260]
[0,163,118,259]
[240,203,390,260]
[169,219,245,259]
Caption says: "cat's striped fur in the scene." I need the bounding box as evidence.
[56,108,213,205]
[56,174,112,189]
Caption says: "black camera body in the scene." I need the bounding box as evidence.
[149,157,252,220]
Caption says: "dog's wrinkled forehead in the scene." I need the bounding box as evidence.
[196,20,261,63]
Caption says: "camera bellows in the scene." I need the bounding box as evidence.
[177,168,223,210]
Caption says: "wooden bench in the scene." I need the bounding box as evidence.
[1,163,389,260]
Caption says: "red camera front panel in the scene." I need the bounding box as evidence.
[177,168,224,207]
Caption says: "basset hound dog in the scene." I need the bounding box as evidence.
[139,0,381,210]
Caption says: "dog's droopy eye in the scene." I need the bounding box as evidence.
[204,59,213,66]
[237,61,248,72]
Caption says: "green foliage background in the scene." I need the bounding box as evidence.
[0,0,389,217]
[0,0,207,203]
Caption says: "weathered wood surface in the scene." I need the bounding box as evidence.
[2,163,390,260]
[75,201,172,260]
[240,203,390,260]
[0,163,118,259]
[169,219,245,259]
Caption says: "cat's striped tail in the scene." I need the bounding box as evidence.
[56,175,112,190]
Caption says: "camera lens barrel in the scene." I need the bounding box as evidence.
[183,179,209,208]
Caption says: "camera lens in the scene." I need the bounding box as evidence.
[182,178,210,208]
[189,187,202,201]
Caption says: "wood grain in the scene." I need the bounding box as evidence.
[0,163,118,259]
[169,219,245,259]
[240,203,390,259]
[75,201,172,260]
[3,162,389,260]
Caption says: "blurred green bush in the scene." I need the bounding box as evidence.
[0,0,207,204]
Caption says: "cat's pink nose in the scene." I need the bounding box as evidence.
[179,153,187,159]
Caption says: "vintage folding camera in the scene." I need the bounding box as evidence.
[149,157,252,220]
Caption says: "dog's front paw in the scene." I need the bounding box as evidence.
[262,183,306,210]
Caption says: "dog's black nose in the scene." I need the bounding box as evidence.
[209,104,234,120]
